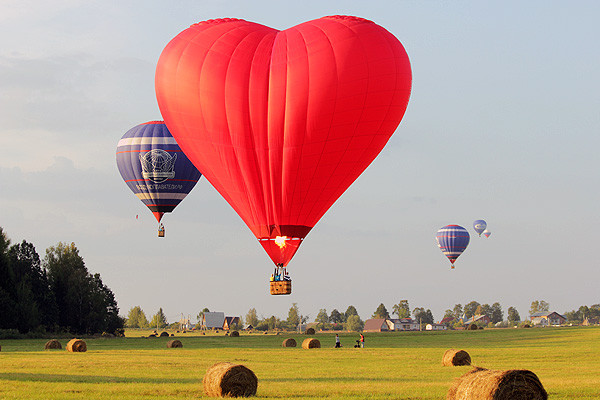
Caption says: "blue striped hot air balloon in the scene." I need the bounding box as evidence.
[116,121,201,236]
[436,225,470,269]
[473,219,487,236]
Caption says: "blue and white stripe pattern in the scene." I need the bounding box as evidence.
[436,225,470,267]
[116,121,201,219]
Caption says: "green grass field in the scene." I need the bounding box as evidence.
[0,327,599,399]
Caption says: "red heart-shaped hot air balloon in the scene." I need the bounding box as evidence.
[155,16,412,269]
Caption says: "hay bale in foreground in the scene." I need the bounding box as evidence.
[203,362,258,397]
[302,338,320,349]
[160,331,169,337]
[230,331,240,337]
[468,324,478,330]
[447,367,547,400]
[44,339,62,350]
[305,327,316,335]
[66,339,87,352]
[282,338,297,347]
[167,340,183,348]
[442,349,471,366]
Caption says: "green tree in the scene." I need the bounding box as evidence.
[345,314,364,332]
[0,228,17,330]
[149,308,168,329]
[372,303,390,319]
[452,304,463,320]
[287,303,301,327]
[329,309,344,324]
[490,302,503,324]
[529,300,550,315]
[413,308,434,325]
[443,309,454,319]
[392,300,410,318]
[316,308,329,329]
[44,242,123,335]
[464,301,480,319]
[507,307,520,324]
[344,305,358,322]
[126,306,149,328]
[246,308,259,327]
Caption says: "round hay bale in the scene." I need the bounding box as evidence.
[282,338,297,348]
[523,324,531,328]
[230,331,240,337]
[167,340,183,348]
[66,339,87,352]
[468,324,478,330]
[305,327,316,335]
[203,362,258,397]
[302,338,320,349]
[160,331,169,337]
[447,367,547,400]
[148,334,157,338]
[44,339,62,350]
[442,349,471,366]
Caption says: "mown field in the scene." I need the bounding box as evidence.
[0,326,599,399]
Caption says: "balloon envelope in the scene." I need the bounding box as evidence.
[483,230,491,238]
[116,121,202,222]
[155,16,412,266]
[473,220,487,236]
[436,225,470,268]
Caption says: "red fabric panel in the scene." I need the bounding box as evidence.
[156,16,412,267]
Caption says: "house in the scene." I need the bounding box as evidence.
[387,318,420,331]
[179,316,193,331]
[201,312,225,329]
[223,316,240,330]
[363,318,389,332]
[463,314,491,325]
[582,317,599,326]
[530,312,566,326]
[440,317,455,326]
[426,323,447,331]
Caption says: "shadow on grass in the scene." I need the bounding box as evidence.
[0,372,197,384]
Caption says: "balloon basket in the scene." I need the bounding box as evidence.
[270,280,292,295]
[158,229,165,238]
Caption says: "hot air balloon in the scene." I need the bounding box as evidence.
[483,230,491,238]
[436,225,470,269]
[155,16,412,293]
[116,121,202,236]
[473,220,487,236]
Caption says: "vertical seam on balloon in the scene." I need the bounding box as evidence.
[295,22,341,227]
[285,27,309,228]
[222,27,264,231]
[251,32,277,235]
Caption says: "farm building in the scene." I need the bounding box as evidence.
[201,312,225,329]
[223,316,240,330]
[463,314,491,325]
[530,311,566,326]
[440,316,455,325]
[363,319,389,332]
[387,318,420,331]
[582,317,599,326]
[425,323,446,331]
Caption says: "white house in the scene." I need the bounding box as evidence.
[387,318,420,331]
[425,323,447,331]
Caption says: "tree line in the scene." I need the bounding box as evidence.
[0,227,123,336]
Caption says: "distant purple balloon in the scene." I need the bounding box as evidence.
[473,220,487,236]
[436,225,470,269]
[116,121,201,224]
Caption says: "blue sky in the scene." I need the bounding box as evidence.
[1,1,599,324]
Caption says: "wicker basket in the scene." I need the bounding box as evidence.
[270,280,292,295]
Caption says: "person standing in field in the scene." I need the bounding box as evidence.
[359,333,364,348]
[335,334,341,348]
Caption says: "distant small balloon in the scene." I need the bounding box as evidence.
[483,230,491,238]
[473,220,487,236]
[436,225,470,269]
